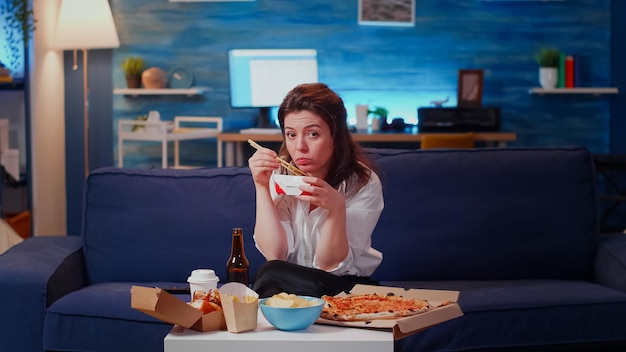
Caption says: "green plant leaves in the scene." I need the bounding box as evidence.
[1,0,36,72]
[367,106,389,118]
[122,57,145,76]
[534,48,560,68]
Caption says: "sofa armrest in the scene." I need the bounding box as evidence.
[0,236,86,351]
[594,233,626,293]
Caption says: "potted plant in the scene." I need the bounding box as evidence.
[534,48,560,89]
[121,57,144,88]
[368,106,389,131]
[0,0,36,76]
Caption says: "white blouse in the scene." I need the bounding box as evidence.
[254,170,384,276]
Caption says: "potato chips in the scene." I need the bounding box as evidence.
[265,292,317,308]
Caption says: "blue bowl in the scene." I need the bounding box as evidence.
[259,296,324,331]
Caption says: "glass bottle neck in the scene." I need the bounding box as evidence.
[231,233,245,256]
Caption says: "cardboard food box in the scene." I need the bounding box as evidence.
[219,282,260,333]
[131,285,226,332]
[316,284,463,339]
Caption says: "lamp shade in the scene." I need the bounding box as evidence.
[55,0,120,50]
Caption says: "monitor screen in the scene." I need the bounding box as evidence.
[228,49,319,109]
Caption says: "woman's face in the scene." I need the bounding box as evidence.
[283,110,334,179]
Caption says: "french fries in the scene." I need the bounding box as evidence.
[231,295,258,304]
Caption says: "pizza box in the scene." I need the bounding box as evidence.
[316,284,463,339]
[130,285,226,332]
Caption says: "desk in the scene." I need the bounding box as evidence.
[164,309,393,352]
[118,116,223,168]
[218,130,517,167]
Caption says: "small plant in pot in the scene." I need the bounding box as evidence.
[368,106,390,131]
[122,57,144,88]
[534,48,560,89]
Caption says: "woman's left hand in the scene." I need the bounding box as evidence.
[298,176,345,211]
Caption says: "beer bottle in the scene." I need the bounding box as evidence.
[226,227,249,286]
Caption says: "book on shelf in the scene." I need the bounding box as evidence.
[573,54,581,88]
[565,55,574,88]
[558,53,566,88]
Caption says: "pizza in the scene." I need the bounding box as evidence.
[320,293,432,321]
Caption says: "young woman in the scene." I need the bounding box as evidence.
[248,83,384,298]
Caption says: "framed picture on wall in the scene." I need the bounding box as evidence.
[358,0,415,27]
[457,69,484,107]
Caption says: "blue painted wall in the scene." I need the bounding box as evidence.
[110,0,613,167]
[611,0,626,154]
[65,0,623,235]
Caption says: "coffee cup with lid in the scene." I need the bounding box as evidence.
[187,269,219,300]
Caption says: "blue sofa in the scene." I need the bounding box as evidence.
[1,146,626,352]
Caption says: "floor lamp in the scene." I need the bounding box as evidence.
[55,0,120,176]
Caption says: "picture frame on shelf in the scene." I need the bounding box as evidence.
[457,69,484,107]
[358,0,415,27]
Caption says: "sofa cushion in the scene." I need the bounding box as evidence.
[83,167,265,284]
[368,147,597,281]
[44,282,183,352]
[381,279,626,312]
[396,302,626,352]
[0,236,84,352]
[382,280,626,352]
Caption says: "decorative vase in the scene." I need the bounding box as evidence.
[539,67,558,89]
[141,67,167,89]
[125,74,141,89]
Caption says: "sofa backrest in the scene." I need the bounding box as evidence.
[82,167,265,284]
[365,147,598,281]
[83,147,598,285]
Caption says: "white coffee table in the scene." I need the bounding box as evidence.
[164,309,394,352]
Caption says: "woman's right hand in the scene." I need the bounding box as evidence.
[248,148,280,188]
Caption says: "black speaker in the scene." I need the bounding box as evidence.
[418,107,500,132]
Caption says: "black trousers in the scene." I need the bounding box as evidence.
[252,260,378,298]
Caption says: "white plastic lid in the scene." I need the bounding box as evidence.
[187,269,219,283]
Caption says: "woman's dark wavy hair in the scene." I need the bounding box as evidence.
[277,83,373,196]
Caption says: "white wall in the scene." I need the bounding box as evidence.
[29,0,67,236]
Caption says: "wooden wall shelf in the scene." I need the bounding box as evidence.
[113,88,208,96]
[477,0,564,2]
[528,87,618,96]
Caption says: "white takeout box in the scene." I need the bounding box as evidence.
[273,174,308,196]
[316,284,463,339]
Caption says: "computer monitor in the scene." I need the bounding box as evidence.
[228,49,319,128]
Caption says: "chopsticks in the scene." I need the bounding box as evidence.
[247,139,308,176]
